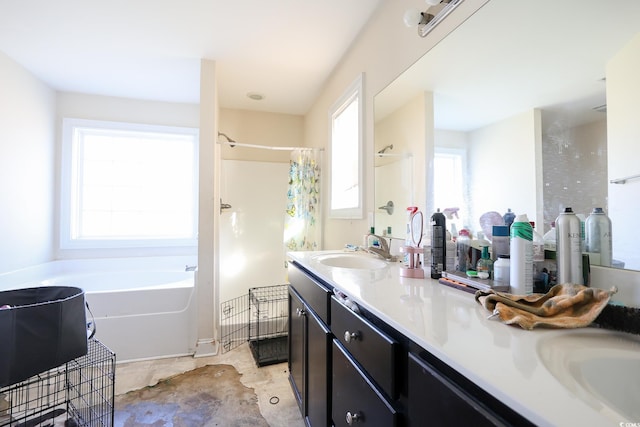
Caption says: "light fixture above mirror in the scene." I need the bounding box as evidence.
[403,0,465,38]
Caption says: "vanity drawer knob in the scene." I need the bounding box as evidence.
[296,307,306,317]
[346,411,362,425]
[344,330,360,343]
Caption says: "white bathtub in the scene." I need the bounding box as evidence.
[0,256,197,362]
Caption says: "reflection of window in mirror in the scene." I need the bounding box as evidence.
[329,74,363,219]
[434,147,466,233]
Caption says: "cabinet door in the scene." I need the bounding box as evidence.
[332,340,397,427]
[288,287,306,413]
[307,308,331,427]
[407,352,504,426]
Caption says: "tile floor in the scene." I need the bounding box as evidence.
[115,343,304,427]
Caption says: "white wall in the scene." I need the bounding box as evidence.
[467,110,542,232]
[0,51,56,272]
[305,0,490,250]
[219,108,304,163]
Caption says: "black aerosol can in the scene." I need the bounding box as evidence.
[556,207,583,284]
[430,208,446,279]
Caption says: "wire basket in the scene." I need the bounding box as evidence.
[0,339,115,427]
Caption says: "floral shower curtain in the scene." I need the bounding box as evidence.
[284,148,321,252]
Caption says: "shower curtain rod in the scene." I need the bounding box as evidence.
[217,140,323,152]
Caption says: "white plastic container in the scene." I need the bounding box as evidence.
[493,255,510,284]
[510,214,533,295]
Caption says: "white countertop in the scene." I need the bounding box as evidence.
[288,250,637,427]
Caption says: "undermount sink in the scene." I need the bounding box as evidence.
[537,329,640,421]
[313,253,388,270]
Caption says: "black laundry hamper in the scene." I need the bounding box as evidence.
[0,286,88,388]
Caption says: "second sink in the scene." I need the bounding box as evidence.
[314,253,388,270]
[537,328,640,421]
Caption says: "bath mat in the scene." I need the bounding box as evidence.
[114,364,269,427]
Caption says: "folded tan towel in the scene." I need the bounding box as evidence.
[475,284,617,330]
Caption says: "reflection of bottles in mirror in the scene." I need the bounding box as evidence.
[543,222,556,251]
[503,208,516,230]
[530,222,546,292]
[585,207,612,267]
[476,246,493,279]
[456,229,471,272]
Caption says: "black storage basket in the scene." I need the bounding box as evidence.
[0,286,88,387]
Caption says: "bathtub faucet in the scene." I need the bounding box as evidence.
[185,265,198,272]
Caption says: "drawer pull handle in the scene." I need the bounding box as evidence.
[296,307,306,317]
[346,411,362,425]
[344,330,360,343]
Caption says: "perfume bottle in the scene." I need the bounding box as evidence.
[476,246,494,279]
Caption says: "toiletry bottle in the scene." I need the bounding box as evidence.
[503,208,516,231]
[510,214,533,295]
[586,207,612,267]
[576,213,586,253]
[493,255,510,284]
[430,208,446,279]
[446,236,456,272]
[476,246,493,279]
[555,207,583,284]
[491,225,510,261]
[543,221,556,251]
[530,221,545,292]
[456,229,471,272]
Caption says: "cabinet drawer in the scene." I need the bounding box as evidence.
[288,262,331,324]
[332,340,397,427]
[331,296,398,399]
[407,347,535,427]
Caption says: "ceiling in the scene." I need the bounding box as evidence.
[0,0,384,115]
[376,0,640,131]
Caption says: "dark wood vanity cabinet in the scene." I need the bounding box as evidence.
[288,264,332,427]
[407,345,535,427]
[288,261,535,427]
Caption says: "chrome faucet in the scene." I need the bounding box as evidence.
[185,265,198,272]
[366,234,396,261]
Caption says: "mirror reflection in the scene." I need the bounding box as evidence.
[374,0,640,271]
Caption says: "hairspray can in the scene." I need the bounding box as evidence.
[509,214,533,295]
[430,208,446,279]
[585,207,612,267]
[556,207,583,284]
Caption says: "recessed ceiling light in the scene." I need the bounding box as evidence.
[247,92,265,101]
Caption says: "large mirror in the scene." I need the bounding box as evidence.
[374,0,640,271]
